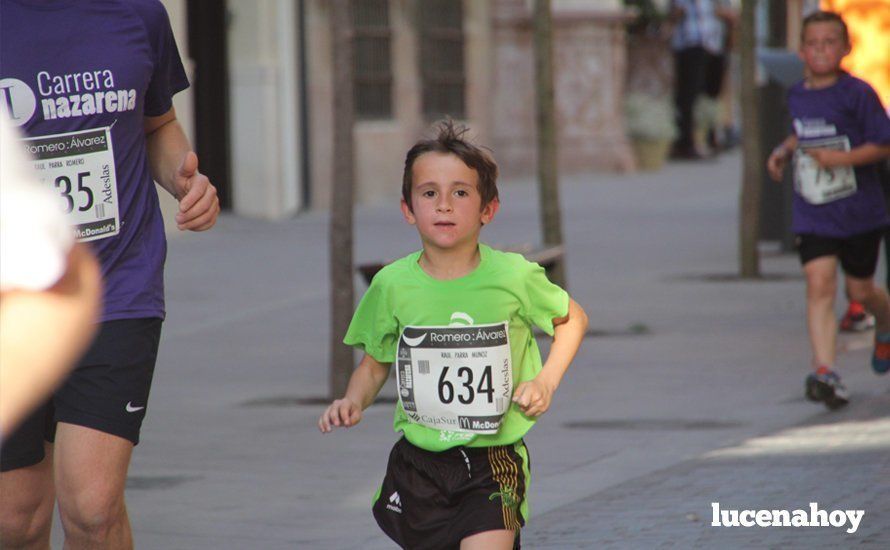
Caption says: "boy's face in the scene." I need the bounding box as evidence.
[400,152,498,252]
[799,21,850,77]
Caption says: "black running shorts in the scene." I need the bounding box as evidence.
[796,229,884,279]
[1,318,162,472]
[372,437,529,550]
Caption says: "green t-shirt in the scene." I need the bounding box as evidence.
[344,243,569,452]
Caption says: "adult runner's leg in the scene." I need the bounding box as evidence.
[0,443,55,550]
[54,424,134,550]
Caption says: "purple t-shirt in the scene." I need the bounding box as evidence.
[787,73,890,237]
[1,0,189,321]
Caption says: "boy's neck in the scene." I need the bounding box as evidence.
[805,70,842,90]
[418,241,481,280]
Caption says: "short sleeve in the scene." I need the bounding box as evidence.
[343,276,400,363]
[0,120,73,291]
[130,0,190,117]
[522,262,570,336]
[853,83,890,146]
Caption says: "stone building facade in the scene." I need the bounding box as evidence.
[165,0,636,219]
[491,0,635,175]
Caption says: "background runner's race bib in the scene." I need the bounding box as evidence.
[793,136,857,205]
[396,322,512,434]
[22,127,120,242]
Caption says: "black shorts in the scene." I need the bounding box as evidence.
[796,229,885,279]
[1,318,162,472]
[372,437,529,550]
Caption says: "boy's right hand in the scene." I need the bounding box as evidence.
[767,147,789,182]
[318,398,363,433]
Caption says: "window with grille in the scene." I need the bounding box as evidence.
[353,0,393,119]
[418,0,466,120]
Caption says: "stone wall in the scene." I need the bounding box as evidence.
[492,0,636,175]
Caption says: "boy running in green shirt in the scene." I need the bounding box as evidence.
[319,121,588,549]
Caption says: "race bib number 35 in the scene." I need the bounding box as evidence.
[793,136,857,205]
[397,322,512,434]
[23,127,120,242]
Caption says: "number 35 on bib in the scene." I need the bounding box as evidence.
[22,127,120,242]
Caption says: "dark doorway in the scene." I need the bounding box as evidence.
[186,0,232,209]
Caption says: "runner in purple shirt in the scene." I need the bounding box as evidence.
[767,11,890,411]
[786,74,890,237]
[0,1,219,547]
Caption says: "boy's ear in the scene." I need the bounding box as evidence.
[480,197,500,226]
[400,198,417,225]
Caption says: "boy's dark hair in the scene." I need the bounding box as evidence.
[801,11,849,44]
[402,119,499,211]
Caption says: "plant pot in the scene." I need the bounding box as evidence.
[631,138,671,171]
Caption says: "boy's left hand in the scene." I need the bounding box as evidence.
[512,378,555,417]
[807,148,847,169]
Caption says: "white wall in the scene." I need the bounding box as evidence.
[227,0,303,219]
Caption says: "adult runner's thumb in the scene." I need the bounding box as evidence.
[178,151,198,178]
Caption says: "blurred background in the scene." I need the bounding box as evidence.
[158,0,888,222]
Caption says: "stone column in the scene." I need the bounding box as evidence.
[228,0,303,219]
[493,0,635,175]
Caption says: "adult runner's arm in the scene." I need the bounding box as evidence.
[512,297,588,417]
[319,353,391,433]
[145,107,220,231]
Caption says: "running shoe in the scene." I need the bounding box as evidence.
[805,368,850,410]
[871,333,890,375]
[839,301,875,333]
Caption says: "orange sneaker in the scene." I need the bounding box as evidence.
[839,301,875,333]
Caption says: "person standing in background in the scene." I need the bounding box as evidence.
[669,0,737,159]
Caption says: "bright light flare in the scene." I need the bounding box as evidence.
[821,0,890,109]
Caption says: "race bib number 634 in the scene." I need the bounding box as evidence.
[396,322,512,434]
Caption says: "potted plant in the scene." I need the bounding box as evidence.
[694,95,720,155]
[624,92,677,170]
[624,0,670,36]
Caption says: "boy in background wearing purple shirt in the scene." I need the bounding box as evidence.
[767,11,890,410]
[0,1,219,548]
